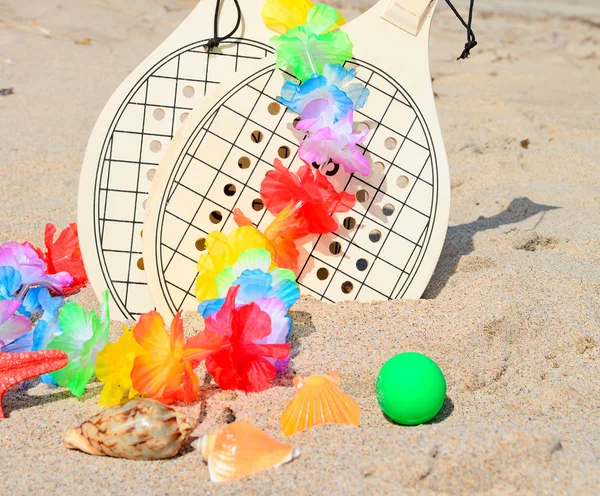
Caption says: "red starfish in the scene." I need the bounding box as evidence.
[0,350,68,419]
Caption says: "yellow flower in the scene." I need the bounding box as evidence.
[95,326,144,407]
[195,227,272,302]
[261,0,345,34]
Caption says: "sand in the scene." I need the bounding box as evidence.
[1,0,600,493]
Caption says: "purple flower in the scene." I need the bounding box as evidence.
[298,108,371,177]
[0,242,72,293]
[0,299,32,349]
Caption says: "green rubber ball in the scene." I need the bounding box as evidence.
[376,352,446,426]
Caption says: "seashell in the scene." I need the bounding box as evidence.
[63,398,197,460]
[280,371,360,437]
[195,421,300,482]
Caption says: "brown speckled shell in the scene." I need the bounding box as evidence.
[63,399,196,460]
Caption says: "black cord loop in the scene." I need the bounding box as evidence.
[206,0,242,50]
[444,0,477,60]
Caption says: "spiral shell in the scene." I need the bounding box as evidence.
[63,399,196,460]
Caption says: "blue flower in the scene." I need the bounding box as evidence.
[0,266,21,300]
[278,63,369,123]
[199,269,300,318]
[2,287,64,384]
[198,248,300,318]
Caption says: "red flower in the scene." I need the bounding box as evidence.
[204,286,291,392]
[260,159,356,235]
[30,223,88,295]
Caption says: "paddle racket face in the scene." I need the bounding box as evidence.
[78,0,274,320]
[143,0,451,317]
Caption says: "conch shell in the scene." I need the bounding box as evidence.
[196,421,300,482]
[280,371,360,436]
[63,398,196,460]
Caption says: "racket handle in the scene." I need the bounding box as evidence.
[381,0,436,36]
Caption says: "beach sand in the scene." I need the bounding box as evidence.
[1,0,599,493]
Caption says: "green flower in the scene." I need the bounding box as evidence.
[48,291,110,397]
[271,4,353,81]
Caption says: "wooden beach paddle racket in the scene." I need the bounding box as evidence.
[143,0,451,316]
[77,0,275,320]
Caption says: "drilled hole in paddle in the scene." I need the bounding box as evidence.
[329,241,342,255]
[209,211,223,224]
[382,203,395,217]
[293,117,301,129]
[397,175,410,188]
[149,140,162,153]
[373,162,385,175]
[137,258,144,270]
[385,137,398,150]
[343,217,356,230]
[153,108,165,121]
[252,199,264,211]
[195,238,206,251]
[146,168,156,181]
[238,156,251,169]
[356,259,369,272]
[341,281,354,294]
[278,146,291,159]
[224,184,237,197]
[317,268,329,281]
[251,130,264,143]
[182,85,195,98]
[369,230,382,243]
[142,199,147,210]
[268,102,281,115]
[356,190,369,203]
[356,122,370,132]
[180,112,189,123]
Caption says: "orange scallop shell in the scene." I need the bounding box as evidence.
[199,421,299,482]
[280,371,360,437]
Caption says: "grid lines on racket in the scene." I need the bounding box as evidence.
[153,61,437,313]
[94,40,273,318]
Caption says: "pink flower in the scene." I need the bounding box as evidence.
[298,107,371,177]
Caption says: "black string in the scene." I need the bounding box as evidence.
[444,0,477,59]
[206,0,242,50]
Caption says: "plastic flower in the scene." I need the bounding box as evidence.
[0,241,72,293]
[1,287,63,355]
[233,205,309,271]
[48,291,110,397]
[198,248,300,317]
[195,227,274,303]
[41,223,88,295]
[262,0,345,35]
[279,64,369,126]
[204,286,291,392]
[95,327,144,407]
[270,4,353,81]
[298,108,371,176]
[0,299,31,349]
[0,266,21,301]
[130,311,226,404]
[261,159,356,234]
[255,297,293,373]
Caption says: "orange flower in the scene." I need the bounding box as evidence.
[131,312,225,404]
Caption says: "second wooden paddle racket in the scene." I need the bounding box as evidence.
[143,0,451,316]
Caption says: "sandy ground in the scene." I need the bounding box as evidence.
[1,0,600,494]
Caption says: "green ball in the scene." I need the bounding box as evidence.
[376,352,446,426]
